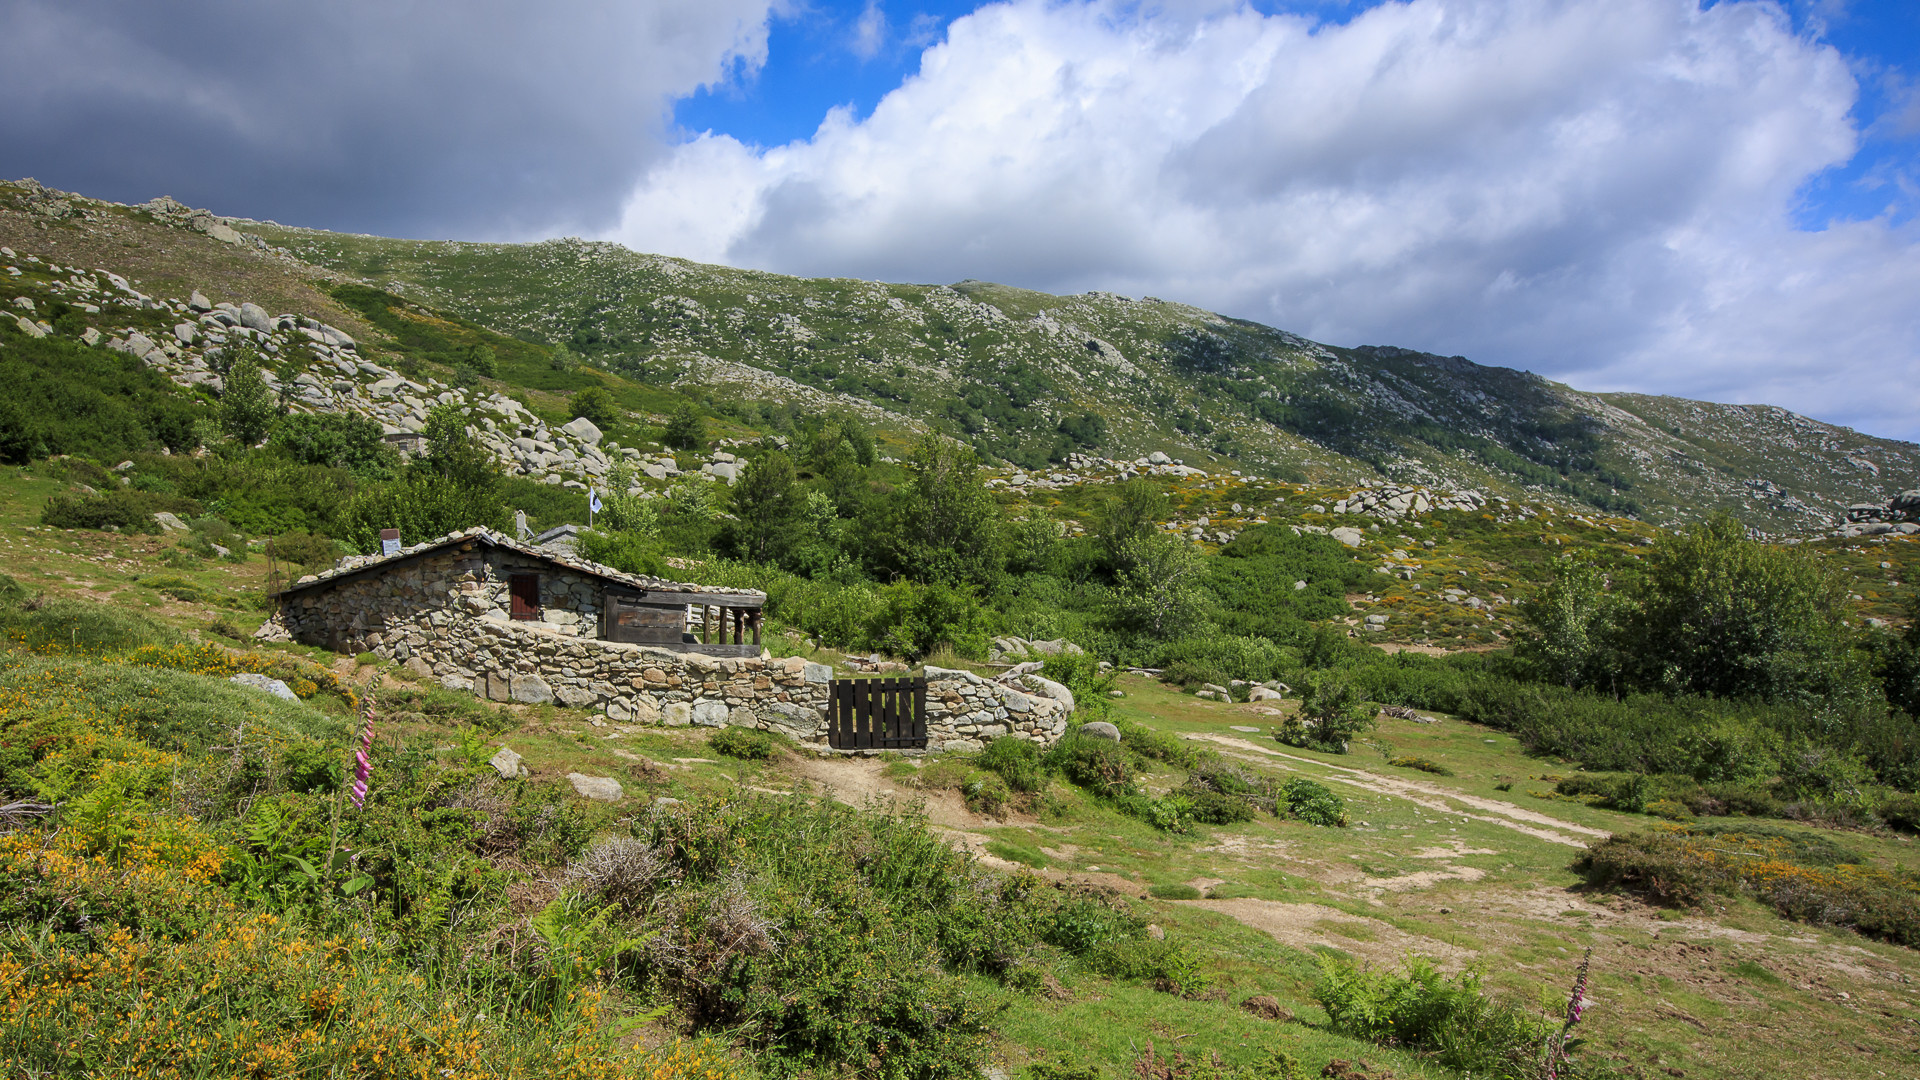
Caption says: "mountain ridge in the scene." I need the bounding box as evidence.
[3,177,1913,533]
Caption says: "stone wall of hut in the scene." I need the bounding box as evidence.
[266,549,1065,750]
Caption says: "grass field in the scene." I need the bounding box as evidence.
[1,463,1918,1080]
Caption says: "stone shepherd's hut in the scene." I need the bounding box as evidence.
[257,527,1071,749]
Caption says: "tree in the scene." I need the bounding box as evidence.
[1097,479,1169,568]
[462,343,497,378]
[1279,672,1374,754]
[419,403,499,492]
[867,435,1005,589]
[663,402,706,450]
[1516,555,1621,690]
[217,359,276,446]
[1108,533,1209,639]
[728,450,803,563]
[569,385,619,429]
[1625,512,1855,702]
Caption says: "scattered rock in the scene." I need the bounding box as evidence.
[189,290,212,312]
[153,512,189,532]
[237,302,272,332]
[1330,527,1365,547]
[566,773,623,801]
[1079,721,1121,742]
[489,746,529,779]
[559,416,603,445]
[229,672,297,701]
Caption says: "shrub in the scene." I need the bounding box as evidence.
[1041,652,1117,719]
[1085,937,1210,996]
[1314,956,1553,1079]
[0,597,182,655]
[1148,883,1201,900]
[708,726,791,761]
[1578,825,1920,945]
[1881,794,1920,834]
[41,489,196,533]
[266,529,341,572]
[569,386,620,429]
[979,736,1047,793]
[1281,777,1346,827]
[1047,731,1136,800]
[577,528,668,577]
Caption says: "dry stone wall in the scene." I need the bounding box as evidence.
[269,547,1064,749]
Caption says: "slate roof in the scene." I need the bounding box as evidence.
[270,527,765,602]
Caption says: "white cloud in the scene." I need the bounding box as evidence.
[853,1,890,59]
[609,0,1920,442]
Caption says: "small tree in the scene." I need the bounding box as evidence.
[663,402,706,450]
[462,343,498,378]
[728,450,803,563]
[218,359,276,446]
[1516,555,1620,690]
[1097,479,1170,568]
[420,403,499,492]
[569,386,619,429]
[1109,532,1209,639]
[1280,673,1374,754]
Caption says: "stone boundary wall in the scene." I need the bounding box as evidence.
[922,665,1069,750]
[268,552,1065,749]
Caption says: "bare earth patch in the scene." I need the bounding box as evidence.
[1188,898,1476,970]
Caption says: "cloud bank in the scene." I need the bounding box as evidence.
[613,0,1920,442]
[0,0,779,239]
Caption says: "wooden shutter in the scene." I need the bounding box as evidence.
[509,574,539,620]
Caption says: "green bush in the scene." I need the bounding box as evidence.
[338,472,508,553]
[1314,956,1553,1079]
[41,489,197,533]
[270,412,398,479]
[1881,794,1920,834]
[1148,883,1201,900]
[620,794,1047,1076]
[1046,731,1136,800]
[708,727,792,761]
[1280,777,1346,827]
[1085,937,1210,996]
[979,737,1047,793]
[1577,824,1920,945]
[576,528,668,577]
[266,529,341,572]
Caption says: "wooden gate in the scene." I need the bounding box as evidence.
[827,677,928,750]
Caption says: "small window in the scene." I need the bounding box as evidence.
[509,573,540,620]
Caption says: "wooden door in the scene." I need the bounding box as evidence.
[509,573,540,620]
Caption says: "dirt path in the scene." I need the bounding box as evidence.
[1184,897,1477,970]
[1192,734,1608,847]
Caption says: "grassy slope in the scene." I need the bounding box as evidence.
[1,459,1918,1078]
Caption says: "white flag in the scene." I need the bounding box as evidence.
[589,487,603,515]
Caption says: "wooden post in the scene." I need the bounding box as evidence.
[751,610,762,646]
